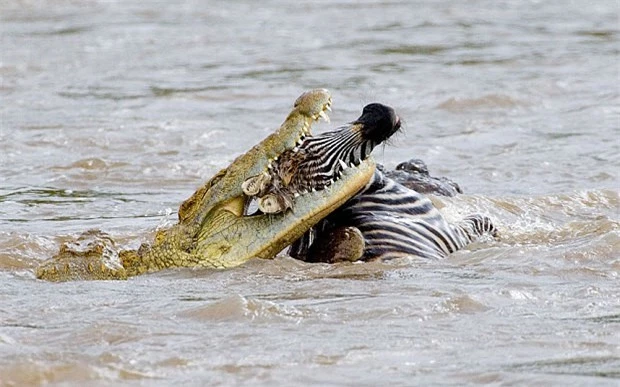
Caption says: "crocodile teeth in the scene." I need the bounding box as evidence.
[319,111,330,123]
[293,192,300,198]
[325,104,332,112]
[258,195,281,214]
[338,159,348,170]
[293,146,300,152]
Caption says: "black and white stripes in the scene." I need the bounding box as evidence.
[291,170,497,262]
[285,103,496,262]
[243,103,402,215]
[289,126,380,192]
[277,102,401,196]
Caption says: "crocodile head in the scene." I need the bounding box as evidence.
[36,90,400,281]
[242,102,402,214]
[176,89,335,226]
[181,97,402,268]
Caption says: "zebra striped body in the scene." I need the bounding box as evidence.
[264,101,497,262]
[290,169,497,262]
[335,170,495,260]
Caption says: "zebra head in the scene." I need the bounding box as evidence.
[243,103,401,214]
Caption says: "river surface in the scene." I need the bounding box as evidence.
[1,0,619,385]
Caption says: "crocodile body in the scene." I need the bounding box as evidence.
[36,90,381,281]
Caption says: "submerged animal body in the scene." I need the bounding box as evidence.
[290,169,497,263]
[286,105,497,263]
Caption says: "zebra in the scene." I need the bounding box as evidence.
[243,102,402,214]
[289,169,497,262]
[287,104,497,263]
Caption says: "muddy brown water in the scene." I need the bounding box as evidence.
[1,1,619,385]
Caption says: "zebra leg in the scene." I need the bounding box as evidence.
[454,214,498,241]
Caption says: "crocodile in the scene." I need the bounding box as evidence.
[36,89,396,281]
